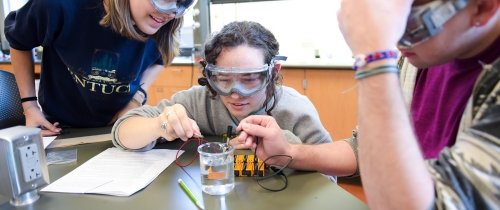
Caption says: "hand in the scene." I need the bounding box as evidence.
[236,115,292,165]
[337,0,412,55]
[228,137,251,149]
[158,104,201,141]
[23,102,61,136]
[109,99,141,124]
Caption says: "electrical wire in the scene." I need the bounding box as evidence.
[175,137,207,167]
[253,138,293,192]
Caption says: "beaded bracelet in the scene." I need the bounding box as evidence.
[355,65,400,80]
[353,50,399,70]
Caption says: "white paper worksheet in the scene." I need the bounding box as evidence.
[41,148,182,196]
[42,136,56,149]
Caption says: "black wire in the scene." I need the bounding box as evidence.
[253,138,293,192]
[256,168,288,192]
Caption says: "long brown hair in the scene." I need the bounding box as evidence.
[201,21,282,115]
[100,0,182,64]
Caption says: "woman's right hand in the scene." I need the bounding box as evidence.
[23,102,61,136]
[157,104,201,141]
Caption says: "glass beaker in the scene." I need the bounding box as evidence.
[197,142,235,195]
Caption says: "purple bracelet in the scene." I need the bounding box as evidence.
[353,50,399,70]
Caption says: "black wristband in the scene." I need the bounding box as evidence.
[20,96,38,103]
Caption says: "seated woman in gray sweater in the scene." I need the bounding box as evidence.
[112,22,355,175]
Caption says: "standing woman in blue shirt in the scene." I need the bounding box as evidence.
[4,0,196,135]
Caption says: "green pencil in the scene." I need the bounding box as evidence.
[178,178,205,210]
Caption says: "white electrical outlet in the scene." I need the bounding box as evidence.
[1,126,49,206]
[18,143,42,182]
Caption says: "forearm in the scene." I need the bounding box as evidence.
[357,67,434,209]
[289,141,357,176]
[10,48,37,110]
[115,65,164,120]
[117,116,163,149]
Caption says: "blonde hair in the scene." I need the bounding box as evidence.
[100,0,182,64]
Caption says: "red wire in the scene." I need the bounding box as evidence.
[175,137,207,167]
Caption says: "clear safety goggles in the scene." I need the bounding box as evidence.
[202,56,287,97]
[150,0,197,18]
[398,0,468,48]
[204,64,272,97]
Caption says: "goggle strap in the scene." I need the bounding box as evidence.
[200,60,208,68]
[272,55,288,62]
[269,55,287,72]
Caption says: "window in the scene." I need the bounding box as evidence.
[2,0,28,13]
[209,0,352,62]
[1,0,28,53]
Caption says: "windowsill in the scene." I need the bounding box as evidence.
[283,57,353,69]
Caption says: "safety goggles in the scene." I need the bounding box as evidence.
[398,0,468,47]
[204,64,272,97]
[150,0,197,18]
[201,56,287,97]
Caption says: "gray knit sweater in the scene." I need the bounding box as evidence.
[112,85,333,151]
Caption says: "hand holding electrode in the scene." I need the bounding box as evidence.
[236,115,293,165]
[228,136,251,149]
[158,104,201,141]
[224,126,249,149]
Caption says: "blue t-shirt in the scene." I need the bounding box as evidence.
[4,0,163,127]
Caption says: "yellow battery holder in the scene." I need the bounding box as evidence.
[234,154,266,177]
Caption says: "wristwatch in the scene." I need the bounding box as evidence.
[133,87,147,105]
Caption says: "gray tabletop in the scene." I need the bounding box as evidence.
[0,128,368,210]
